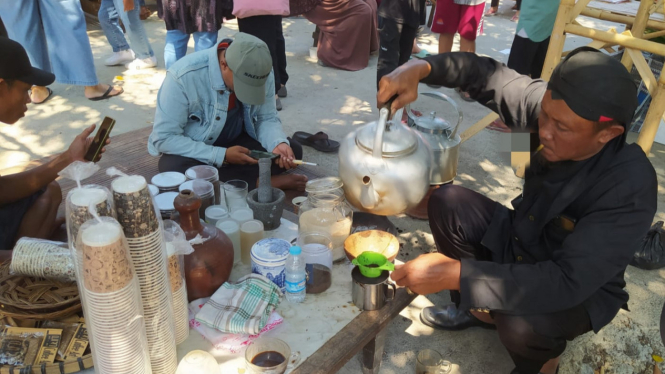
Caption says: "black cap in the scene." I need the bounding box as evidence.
[0,37,55,86]
[547,46,637,126]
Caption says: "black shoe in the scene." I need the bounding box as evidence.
[278,85,287,98]
[276,97,283,111]
[420,305,496,331]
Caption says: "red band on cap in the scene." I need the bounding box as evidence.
[217,41,230,50]
[599,115,614,122]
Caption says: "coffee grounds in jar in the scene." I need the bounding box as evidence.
[306,264,332,294]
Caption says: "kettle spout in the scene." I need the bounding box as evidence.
[359,176,379,210]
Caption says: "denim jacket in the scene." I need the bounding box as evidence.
[148,47,289,167]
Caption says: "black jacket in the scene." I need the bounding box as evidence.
[422,53,658,332]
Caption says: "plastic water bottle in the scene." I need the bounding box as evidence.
[285,246,306,303]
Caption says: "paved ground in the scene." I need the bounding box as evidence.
[2,2,665,373]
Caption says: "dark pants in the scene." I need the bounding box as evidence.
[0,188,44,249]
[507,35,550,79]
[237,15,288,94]
[428,185,592,373]
[491,0,521,9]
[377,17,418,88]
[158,132,303,191]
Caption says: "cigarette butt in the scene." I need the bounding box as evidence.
[293,160,317,166]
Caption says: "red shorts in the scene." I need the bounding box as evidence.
[431,0,485,41]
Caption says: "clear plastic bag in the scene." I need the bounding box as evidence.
[163,220,194,345]
[72,214,152,374]
[10,238,76,282]
[107,168,178,373]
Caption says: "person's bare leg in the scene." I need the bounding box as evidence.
[84,84,123,100]
[412,39,422,54]
[15,181,63,241]
[270,174,308,191]
[438,33,455,54]
[540,357,560,374]
[470,310,495,324]
[30,86,50,103]
[459,37,476,53]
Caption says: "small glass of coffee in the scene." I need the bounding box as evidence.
[244,338,300,374]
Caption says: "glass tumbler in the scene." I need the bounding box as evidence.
[244,338,300,374]
[223,180,249,212]
[415,349,452,374]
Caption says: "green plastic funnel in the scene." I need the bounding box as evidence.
[351,251,395,278]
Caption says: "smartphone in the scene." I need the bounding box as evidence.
[249,150,279,160]
[84,116,115,162]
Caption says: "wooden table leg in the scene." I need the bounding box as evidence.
[358,328,388,374]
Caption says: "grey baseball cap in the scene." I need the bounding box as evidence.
[226,33,273,105]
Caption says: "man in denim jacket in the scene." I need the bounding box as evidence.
[148,32,307,190]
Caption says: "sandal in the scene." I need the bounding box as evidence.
[455,87,474,102]
[485,7,498,16]
[88,85,123,101]
[31,87,54,104]
[292,131,340,153]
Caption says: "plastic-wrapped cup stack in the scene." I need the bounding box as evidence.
[66,186,114,248]
[166,242,189,345]
[112,175,178,374]
[10,238,76,282]
[179,179,215,220]
[74,218,152,374]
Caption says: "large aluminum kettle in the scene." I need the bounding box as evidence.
[338,105,431,216]
[407,92,462,185]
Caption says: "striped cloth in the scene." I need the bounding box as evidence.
[195,274,282,335]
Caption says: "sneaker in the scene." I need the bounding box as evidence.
[277,85,287,98]
[276,97,283,111]
[125,56,157,70]
[105,50,135,66]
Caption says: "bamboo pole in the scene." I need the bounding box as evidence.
[460,112,498,144]
[644,29,665,39]
[542,0,576,80]
[564,23,665,57]
[621,0,654,70]
[625,47,658,96]
[568,0,594,23]
[580,8,665,31]
[636,74,665,156]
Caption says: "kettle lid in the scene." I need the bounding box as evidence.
[356,119,418,156]
[412,111,452,135]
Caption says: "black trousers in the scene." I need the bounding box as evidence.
[428,185,593,374]
[507,35,550,79]
[158,133,303,191]
[237,15,288,94]
[377,17,418,88]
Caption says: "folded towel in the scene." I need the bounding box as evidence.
[189,298,284,353]
[195,273,282,335]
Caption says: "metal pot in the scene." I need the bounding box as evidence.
[351,267,396,311]
[408,92,463,185]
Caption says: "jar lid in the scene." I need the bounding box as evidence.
[154,192,179,211]
[179,179,214,197]
[151,172,186,188]
[305,177,343,194]
[356,119,418,157]
[185,165,219,181]
[205,205,228,219]
[251,238,291,263]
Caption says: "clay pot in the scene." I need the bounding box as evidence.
[175,190,234,301]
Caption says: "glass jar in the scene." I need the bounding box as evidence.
[298,177,353,262]
[298,232,333,294]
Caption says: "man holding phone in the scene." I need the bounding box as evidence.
[148,33,307,191]
[0,37,109,256]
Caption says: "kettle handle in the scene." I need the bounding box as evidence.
[373,95,405,160]
[414,91,464,139]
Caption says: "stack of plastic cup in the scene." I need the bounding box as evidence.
[73,218,152,374]
[166,242,189,345]
[11,238,76,282]
[112,175,178,374]
[185,165,221,205]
